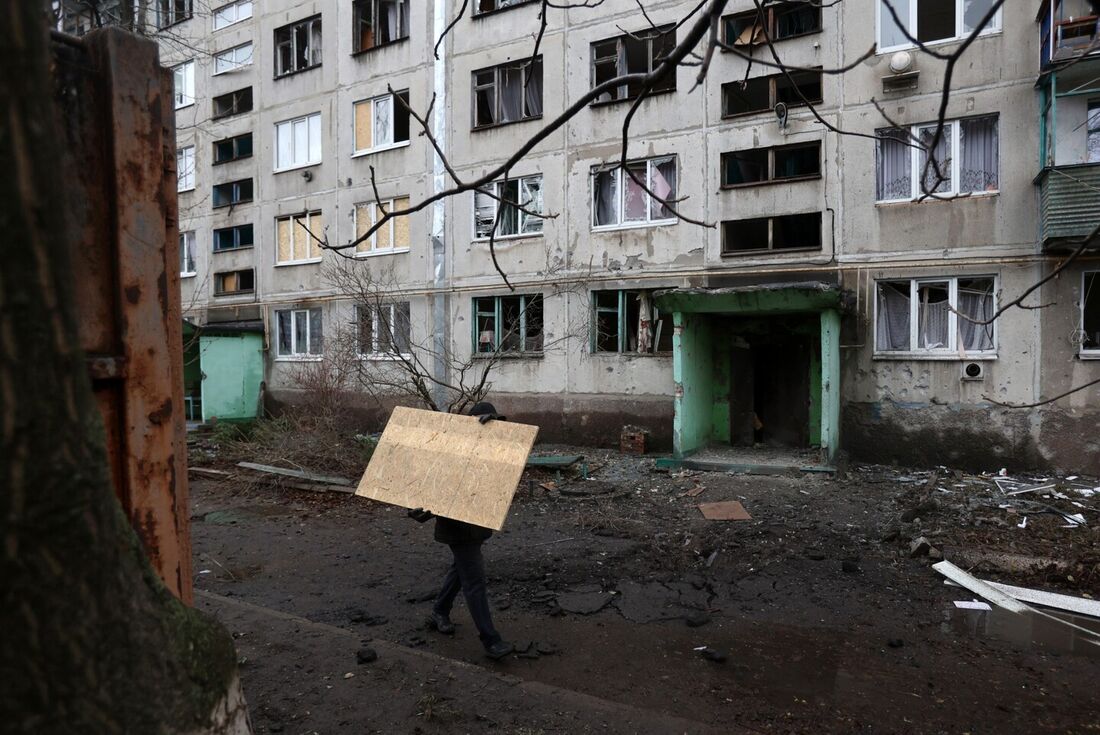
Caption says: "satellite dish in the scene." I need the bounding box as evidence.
[774,101,789,129]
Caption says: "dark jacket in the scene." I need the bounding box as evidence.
[434,517,493,545]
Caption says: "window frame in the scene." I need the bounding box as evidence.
[720,141,822,189]
[473,175,544,241]
[875,115,999,203]
[591,155,678,231]
[873,275,998,358]
[356,302,413,359]
[720,212,822,255]
[212,178,253,208]
[1081,271,1100,358]
[353,197,411,256]
[352,90,411,155]
[275,307,324,359]
[274,210,325,266]
[179,230,197,277]
[273,112,322,172]
[590,290,673,355]
[212,87,253,120]
[213,42,253,75]
[472,294,544,355]
[473,0,538,18]
[212,224,254,252]
[876,0,1002,54]
[721,68,823,118]
[589,26,677,106]
[176,145,195,192]
[212,133,253,165]
[156,0,192,30]
[172,61,195,109]
[471,57,544,130]
[212,0,252,30]
[213,268,255,297]
[352,0,410,54]
[721,3,823,47]
[274,15,323,78]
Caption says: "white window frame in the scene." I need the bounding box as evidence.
[591,156,678,231]
[473,175,544,241]
[353,197,411,256]
[275,211,324,266]
[1081,271,1100,358]
[875,117,999,203]
[356,303,413,359]
[274,113,322,172]
[179,230,197,277]
[213,0,252,30]
[873,275,998,359]
[213,42,253,75]
[876,0,1002,54]
[352,92,411,156]
[275,308,324,360]
[173,61,195,109]
[176,145,195,192]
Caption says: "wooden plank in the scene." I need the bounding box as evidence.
[237,461,353,487]
[698,501,752,521]
[355,407,538,530]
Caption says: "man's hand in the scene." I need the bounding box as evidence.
[407,508,433,523]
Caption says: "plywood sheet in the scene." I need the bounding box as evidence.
[698,500,752,521]
[393,196,410,248]
[354,100,372,151]
[355,407,539,530]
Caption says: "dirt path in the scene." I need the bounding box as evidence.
[189,452,1100,733]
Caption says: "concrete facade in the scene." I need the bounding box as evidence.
[80,0,1100,470]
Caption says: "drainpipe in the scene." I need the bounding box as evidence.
[430,0,449,411]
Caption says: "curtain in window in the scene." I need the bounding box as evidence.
[636,292,653,353]
[959,116,998,193]
[917,285,950,349]
[650,158,676,219]
[876,129,911,200]
[593,169,618,225]
[500,67,524,122]
[524,61,543,117]
[876,283,910,351]
[918,125,952,195]
[957,282,994,351]
[474,188,496,237]
[520,177,543,234]
[623,162,648,221]
[498,180,520,235]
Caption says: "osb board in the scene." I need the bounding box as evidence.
[698,501,752,521]
[355,407,539,530]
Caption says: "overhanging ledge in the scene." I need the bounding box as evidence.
[654,281,849,315]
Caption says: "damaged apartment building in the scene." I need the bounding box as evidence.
[61,0,1100,472]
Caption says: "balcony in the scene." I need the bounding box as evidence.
[1037,163,1100,249]
[1040,0,1100,69]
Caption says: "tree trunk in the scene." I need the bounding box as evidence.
[0,7,249,734]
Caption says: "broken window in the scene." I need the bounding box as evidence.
[213,133,252,164]
[353,0,409,52]
[213,224,254,251]
[721,213,821,254]
[721,142,820,187]
[173,61,195,109]
[177,146,195,192]
[473,294,543,354]
[353,90,410,153]
[590,26,676,104]
[474,175,543,238]
[213,268,255,296]
[474,0,535,15]
[275,16,322,77]
[212,87,252,119]
[878,0,1001,50]
[276,211,324,264]
[875,276,996,354]
[213,0,251,30]
[214,42,253,74]
[179,231,196,275]
[876,115,998,200]
[591,290,673,354]
[1082,272,1100,353]
[722,3,821,46]
[156,0,191,28]
[592,156,676,228]
[355,197,411,254]
[722,69,823,117]
[274,113,322,171]
[276,307,323,357]
[357,302,412,356]
[212,178,253,208]
[472,58,543,129]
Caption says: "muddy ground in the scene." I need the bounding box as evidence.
[189,444,1100,734]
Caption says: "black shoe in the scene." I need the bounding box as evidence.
[428,611,455,635]
[485,640,514,660]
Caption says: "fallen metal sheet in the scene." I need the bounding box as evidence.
[932,561,1029,613]
[946,579,1100,619]
[238,461,353,486]
[954,600,993,611]
[698,501,752,521]
[355,407,538,530]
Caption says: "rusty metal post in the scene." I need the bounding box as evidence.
[54,28,193,602]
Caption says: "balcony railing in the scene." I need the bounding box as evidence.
[1037,163,1100,249]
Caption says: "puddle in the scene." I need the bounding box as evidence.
[948,604,1100,659]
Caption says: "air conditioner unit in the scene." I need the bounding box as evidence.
[961,362,984,381]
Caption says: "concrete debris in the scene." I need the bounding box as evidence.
[555,589,613,615]
[356,647,378,664]
[909,537,939,558]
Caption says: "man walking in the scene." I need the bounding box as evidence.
[408,402,514,660]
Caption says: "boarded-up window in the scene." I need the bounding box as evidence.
[353,91,410,153]
[354,197,410,253]
[276,211,324,263]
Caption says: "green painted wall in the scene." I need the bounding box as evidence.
[199,333,264,422]
[819,309,841,461]
[673,312,715,457]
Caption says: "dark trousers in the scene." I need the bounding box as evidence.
[433,542,501,647]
